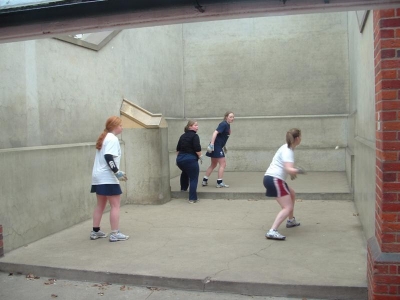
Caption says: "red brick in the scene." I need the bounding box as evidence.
[383,173,397,182]
[381,202,400,211]
[382,233,396,242]
[380,111,397,121]
[384,70,397,79]
[381,60,400,69]
[381,18,400,29]
[382,49,396,58]
[382,39,400,48]
[382,243,400,252]
[382,80,400,89]
[374,283,389,293]
[373,274,400,284]
[389,284,399,294]
[381,142,400,151]
[390,265,398,274]
[375,265,390,274]
[376,149,397,160]
[383,29,396,38]
[383,90,398,100]
[379,101,400,111]
[382,193,398,201]
[383,122,400,130]
[378,9,396,18]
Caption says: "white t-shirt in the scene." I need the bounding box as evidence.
[265,144,294,181]
[91,133,121,185]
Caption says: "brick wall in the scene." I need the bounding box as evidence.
[368,8,400,299]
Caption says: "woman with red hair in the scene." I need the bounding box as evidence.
[90,116,129,242]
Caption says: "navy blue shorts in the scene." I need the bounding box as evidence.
[205,145,225,158]
[263,176,290,198]
[91,184,122,196]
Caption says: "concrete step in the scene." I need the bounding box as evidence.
[171,171,353,200]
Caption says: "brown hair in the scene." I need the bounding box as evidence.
[184,120,197,132]
[224,111,234,121]
[95,116,122,150]
[286,128,301,148]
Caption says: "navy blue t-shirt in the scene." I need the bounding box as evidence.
[214,121,230,147]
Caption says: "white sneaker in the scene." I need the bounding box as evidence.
[286,217,301,228]
[265,229,286,240]
[90,230,108,240]
[216,182,229,188]
[109,231,129,242]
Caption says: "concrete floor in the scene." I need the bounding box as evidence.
[0,172,367,300]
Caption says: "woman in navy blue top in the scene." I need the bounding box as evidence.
[202,111,234,188]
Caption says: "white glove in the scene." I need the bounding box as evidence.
[207,144,214,153]
[115,170,128,181]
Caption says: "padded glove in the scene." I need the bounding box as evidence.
[296,167,306,175]
[115,170,128,181]
[207,144,214,153]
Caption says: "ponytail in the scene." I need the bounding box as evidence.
[96,116,122,150]
[286,128,301,148]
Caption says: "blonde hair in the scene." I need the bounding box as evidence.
[184,120,197,132]
[96,116,122,150]
[224,111,234,121]
[286,128,301,148]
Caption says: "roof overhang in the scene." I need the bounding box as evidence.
[1,0,400,43]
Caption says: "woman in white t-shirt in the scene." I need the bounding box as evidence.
[90,116,129,242]
[263,128,306,240]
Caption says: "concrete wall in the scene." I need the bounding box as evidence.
[347,11,376,240]
[182,13,349,118]
[0,25,183,149]
[0,26,183,252]
[0,12,353,252]
[168,115,348,176]
[170,12,349,175]
[123,128,171,205]
[0,143,127,253]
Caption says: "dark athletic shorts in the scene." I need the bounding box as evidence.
[263,175,290,198]
[91,184,122,196]
[205,145,225,158]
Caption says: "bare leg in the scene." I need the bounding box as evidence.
[271,194,294,230]
[288,187,296,219]
[93,194,107,227]
[205,158,219,177]
[217,157,227,179]
[108,195,121,231]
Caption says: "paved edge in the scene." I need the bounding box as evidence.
[171,192,354,200]
[0,262,367,300]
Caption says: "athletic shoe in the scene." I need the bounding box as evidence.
[265,229,286,240]
[188,200,195,204]
[286,217,301,228]
[90,230,108,240]
[216,182,229,188]
[202,180,208,186]
[109,231,129,242]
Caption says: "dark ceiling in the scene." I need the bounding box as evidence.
[1,0,400,43]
